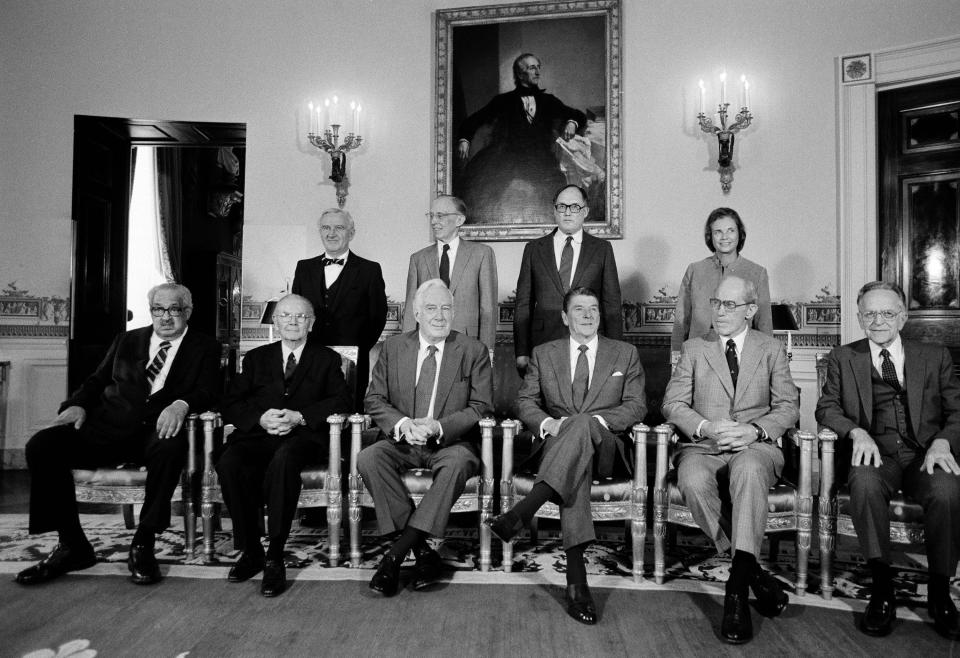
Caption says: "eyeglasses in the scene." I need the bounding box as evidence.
[150,306,186,317]
[708,298,752,311]
[319,224,349,233]
[554,203,585,214]
[274,313,313,323]
[860,310,900,322]
[425,212,461,220]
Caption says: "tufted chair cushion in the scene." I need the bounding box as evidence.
[512,471,633,504]
[73,464,147,487]
[401,469,480,496]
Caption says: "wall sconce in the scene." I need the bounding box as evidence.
[307,96,364,208]
[697,73,753,193]
[771,303,799,362]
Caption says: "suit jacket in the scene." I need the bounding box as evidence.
[63,325,221,439]
[402,239,498,349]
[662,329,799,442]
[517,336,647,475]
[514,230,622,357]
[221,342,351,445]
[364,330,493,446]
[292,250,387,351]
[814,338,960,456]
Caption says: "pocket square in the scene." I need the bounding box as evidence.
[612,371,623,377]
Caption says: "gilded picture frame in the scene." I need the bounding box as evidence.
[434,0,622,241]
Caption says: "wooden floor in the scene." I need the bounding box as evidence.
[1,469,957,657]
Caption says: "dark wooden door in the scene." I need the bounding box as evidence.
[878,77,960,358]
[69,116,132,392]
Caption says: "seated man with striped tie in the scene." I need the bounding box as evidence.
[16,283,221,587]
[661,275,799,644]
[486,286,646,625]
[216,294,351,597]
[359,279,493,596]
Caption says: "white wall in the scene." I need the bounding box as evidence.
[1,1,959,332]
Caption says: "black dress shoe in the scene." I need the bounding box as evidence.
[15,543,96,585]
[750,569,788,617]
[261,559,287,597]
[369,553,402,596]
[128,544,162,585]
[228,552,264,583]
[929,595,960,640]
[860,592,896,637]
[485,512,523,543]
[565,584,598,625]
[721,592,754,644]
[411,548,444,591]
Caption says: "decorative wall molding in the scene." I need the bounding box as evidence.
[0,324,69,338]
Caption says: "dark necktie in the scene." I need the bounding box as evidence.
[145,341,171,387]
[572,344,589,410]
[321,257,344,266]
[879,348,900,390]
[558,236,574,291]
[439,244,450,287]
[284,352,297,382]
[725,339,739,390]
[414,345,438,418]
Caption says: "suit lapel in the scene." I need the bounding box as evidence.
[852,340,873,421]
[571,233,596,288]
[536,231,566,296]
[549,340,574,411]
[286,343,314,395]
[131,327,152,391]
[423,247,440,280]
[160,329,193,390]
[328,250,358,310]
[703,332,736,400]
[580,337,616,411]
[432,333,462,415]
[449,241,473,296]
[734,330,763,405]
[399,331,420,413]
[903,340,925,438]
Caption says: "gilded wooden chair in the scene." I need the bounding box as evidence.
[496,419,650,583]
[816,428,928,600]
[346,414,497,571]
[198,345,358,566]
[72,413,200,555]
[648,423,817,595]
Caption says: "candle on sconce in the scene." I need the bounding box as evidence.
[720,71,727,106]
[350,101,357,134]
[331,95,340,127]
[356,104,362,135]
[698,79,705,115]
[323,98,330,132]
[308,101,315,134]
[744,79,750,109]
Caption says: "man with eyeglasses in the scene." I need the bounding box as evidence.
[514,184,622,376]
[292,207,387,411]
[402,195,498,358]
[216,294,351,597]
[359,279,492,596]
[816,280,960,640]
[662,275,799,644]
[16,283,220,587]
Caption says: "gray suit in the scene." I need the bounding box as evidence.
[662,329,799,555]
[402,239,498,350]
[517,336,646,549]
[358,330,493,537]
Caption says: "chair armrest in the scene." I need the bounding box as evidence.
[479,418,496,484]
[651,424,676,492]
[326,414,347,470]
[630,423,650,485]
[186,414,198,476]
[817,428,839,499]
[499,419,520,484]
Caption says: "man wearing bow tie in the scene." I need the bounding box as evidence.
[662,275,799,644]
[455,53,586,225]
[216,294,351,597]
[486,287,646,624]
[292,208,387,411]
[16,284,220,588]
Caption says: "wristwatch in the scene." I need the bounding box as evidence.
[298,413,307,427]
[750,422,770,443]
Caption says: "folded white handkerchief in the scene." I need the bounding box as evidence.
[612,371,623,377]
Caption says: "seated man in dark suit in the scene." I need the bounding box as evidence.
[359,279,493,596]
[216,294,351,597]
[662,275,799,644]
[487,286,646,625]
[16,283,220,586]
[815,280,960,640]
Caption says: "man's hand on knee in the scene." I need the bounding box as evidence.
[156,400,189,439]
[923,438,960,475]
[850,428,882,467]
[54,405,86,430]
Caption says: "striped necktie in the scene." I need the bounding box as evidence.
[146,341,172,387]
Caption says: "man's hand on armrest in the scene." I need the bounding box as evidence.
[156,400,189,439]
[54,405,86,430]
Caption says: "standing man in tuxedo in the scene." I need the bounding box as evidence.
[816,280,960,640]
[402,195,498,358]
[487,287,645,625]
[16,283,220,587]
[359,279,493,596]
[292,207,387,410]
[216,294,351,597]
[514,184,621,376]
[662,275,799,644]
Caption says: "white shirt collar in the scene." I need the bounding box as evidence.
[418,333,446,356]
[569,333,599,353]
[150,325,188,350]
[718,325,748,357]
[555,228,583,245]
[868,334,904,361]
[324,250,349,264]
[281,341,307,364]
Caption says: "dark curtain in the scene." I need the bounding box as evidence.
[156,148,183,283]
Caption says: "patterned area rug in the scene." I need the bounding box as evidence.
[1,513,956,612]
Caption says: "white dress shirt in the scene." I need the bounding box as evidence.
[148,326,188,395]
[437,235,460,277]
[324,250,349,286]
[553,228,583,289]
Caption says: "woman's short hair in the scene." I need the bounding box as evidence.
[703,207,746,253]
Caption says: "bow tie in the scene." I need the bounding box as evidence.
[321,257,344,267]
